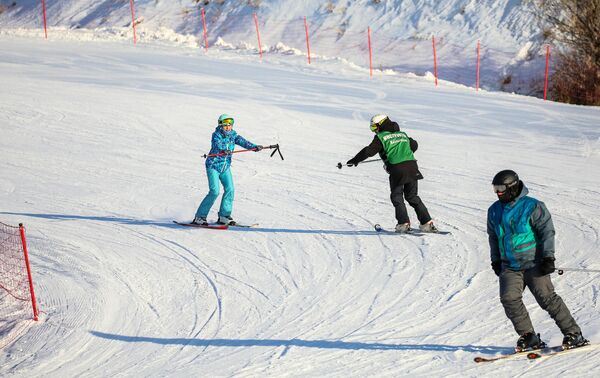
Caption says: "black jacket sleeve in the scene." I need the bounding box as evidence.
[409,138,418,153]
[349,136,383,164]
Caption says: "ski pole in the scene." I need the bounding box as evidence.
[556,267,600,275]
[203,144,284,160]
[337,158,382,169]
[203,149,255,158]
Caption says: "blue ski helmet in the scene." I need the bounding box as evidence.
[218,114,234,127]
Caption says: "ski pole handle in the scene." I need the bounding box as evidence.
[266,144,284,160]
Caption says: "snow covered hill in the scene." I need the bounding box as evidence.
[1,29,599,377]
[0,0,549,94]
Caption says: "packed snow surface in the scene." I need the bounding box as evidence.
[1,30,600,377]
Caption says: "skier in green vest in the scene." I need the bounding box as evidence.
[346,114,437,233]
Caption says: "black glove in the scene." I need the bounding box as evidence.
[346,158,359,167]
[491,261,502,277]
[539,257,556,275]
[255,145,263,151]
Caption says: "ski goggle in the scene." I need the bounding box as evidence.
[220,118,234,127]
[493,181,517,193]
[370,116,388,132]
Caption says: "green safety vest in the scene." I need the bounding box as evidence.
[376,131,415,164]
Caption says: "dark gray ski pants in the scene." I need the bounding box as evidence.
[499,267,581,336]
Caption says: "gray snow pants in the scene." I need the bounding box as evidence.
[499,266,581,336]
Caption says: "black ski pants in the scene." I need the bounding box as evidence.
[389,178,431,225]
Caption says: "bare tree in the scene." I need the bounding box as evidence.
[534,0,600,105]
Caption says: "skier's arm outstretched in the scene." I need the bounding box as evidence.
[235,134,262,151]
[346,136,382,166]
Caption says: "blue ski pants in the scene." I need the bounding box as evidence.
[195,167,234,218]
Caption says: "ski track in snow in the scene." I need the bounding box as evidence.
[1,36,600,377]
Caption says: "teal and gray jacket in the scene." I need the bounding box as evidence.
[487,184,555,271]
[205,126,257,172]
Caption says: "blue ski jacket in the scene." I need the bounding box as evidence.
[487,184,556,271]
[205,126,257,172]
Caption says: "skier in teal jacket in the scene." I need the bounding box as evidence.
[487,169,586,352]
[193,114,262,226]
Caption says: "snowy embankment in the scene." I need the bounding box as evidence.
[0,0,548,94]
[0,34,599,377]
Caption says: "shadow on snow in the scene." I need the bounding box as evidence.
[89,331,510,355]
[1,212,393,236]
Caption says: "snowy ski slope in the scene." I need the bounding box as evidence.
[0,34,600,377]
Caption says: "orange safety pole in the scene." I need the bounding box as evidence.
[129,0,137,45]
[253,13,263,61]
[432,35,438,86]
[41,0,48,39]
[368,27,373,78]
[543,45,550,101]
[19,224,38,321]
[304,16,311,64]
[476,40,480,91]
[201,8,209,51]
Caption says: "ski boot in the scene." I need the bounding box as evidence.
[217,215,236,226]
[515,332,545,352]
[562,333,588,350]
[191,216,208,226]
[419,220,439,233]
[395,223,411,233]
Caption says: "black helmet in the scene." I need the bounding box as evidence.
[492,170,521,203]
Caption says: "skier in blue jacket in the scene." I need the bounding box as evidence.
[193,114,262,226]
[487,169,586,352]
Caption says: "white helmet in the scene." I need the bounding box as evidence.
[370,114,388,132]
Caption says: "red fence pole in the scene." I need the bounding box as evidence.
[432,35,438,86]
[129,0,137,45]
[476,40,480,91]
[19,224,38,321]
[201,8,209,51]
[41,0,48,39]
[368,27,373,78]
[544,45,550,101]
[253,13,263,61]
[304,16,311,64]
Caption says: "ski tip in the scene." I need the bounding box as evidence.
[473,357,487,363]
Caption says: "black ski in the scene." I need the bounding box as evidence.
[229,223,259,228]
[373,224,451,235]
[473,350,531,363]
